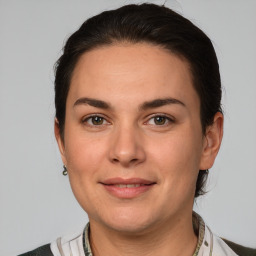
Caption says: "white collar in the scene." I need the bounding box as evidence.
[50,213,238,256]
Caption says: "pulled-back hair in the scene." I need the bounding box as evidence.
[55,3,222,198]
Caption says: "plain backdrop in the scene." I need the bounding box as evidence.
[0,0,255,255]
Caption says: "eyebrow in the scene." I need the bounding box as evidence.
[139,98,185,110]
[73,97,185,110]
[73,97,111,109]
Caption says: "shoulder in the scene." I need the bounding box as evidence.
[222,238,256,256]
[17,244,53,256]
[17,232,84,256]
[208,228,256,256]
[17,225,89,256]
[195,212,255,256]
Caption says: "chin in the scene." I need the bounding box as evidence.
[106,220,154,235]
[97,208,160,235]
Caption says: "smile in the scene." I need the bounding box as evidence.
[113,184,143,188]
[100,178,156,199]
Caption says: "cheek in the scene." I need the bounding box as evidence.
[64,130,107,177]
[63,133,108,212]
[152,132,202,166]
[149,129,203,186]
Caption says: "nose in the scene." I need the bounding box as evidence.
[108,124,146,168]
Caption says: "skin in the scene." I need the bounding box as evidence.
[55,43,223,256]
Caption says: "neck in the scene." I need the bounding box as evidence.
[89,212,198,256]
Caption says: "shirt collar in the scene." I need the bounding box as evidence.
[192,211,206,256]
[83,211,206,256]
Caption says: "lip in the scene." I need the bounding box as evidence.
[100,177,156,199]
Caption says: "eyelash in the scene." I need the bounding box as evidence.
[81,114,175,127]
[82,114,110,127]
[145,114,175,127]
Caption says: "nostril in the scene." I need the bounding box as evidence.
[111,157,139,165]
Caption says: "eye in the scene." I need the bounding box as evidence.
[147,115,174,126]
[83,115,109,126]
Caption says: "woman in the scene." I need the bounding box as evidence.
[18,3,255,256]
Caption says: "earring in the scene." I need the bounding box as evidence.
[62,165,68,176]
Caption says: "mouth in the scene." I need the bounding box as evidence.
[100,178,156,199]
[112,184,146,188]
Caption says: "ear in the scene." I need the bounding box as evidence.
[199,112,224,170]
[54,118,67,166]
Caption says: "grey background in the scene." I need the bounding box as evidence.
[0,0,255,255]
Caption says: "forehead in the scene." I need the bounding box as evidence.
[69,43,199,110]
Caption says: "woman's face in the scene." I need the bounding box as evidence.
[55,43,219,233]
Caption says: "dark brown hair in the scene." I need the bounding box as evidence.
[55,3,222,198]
